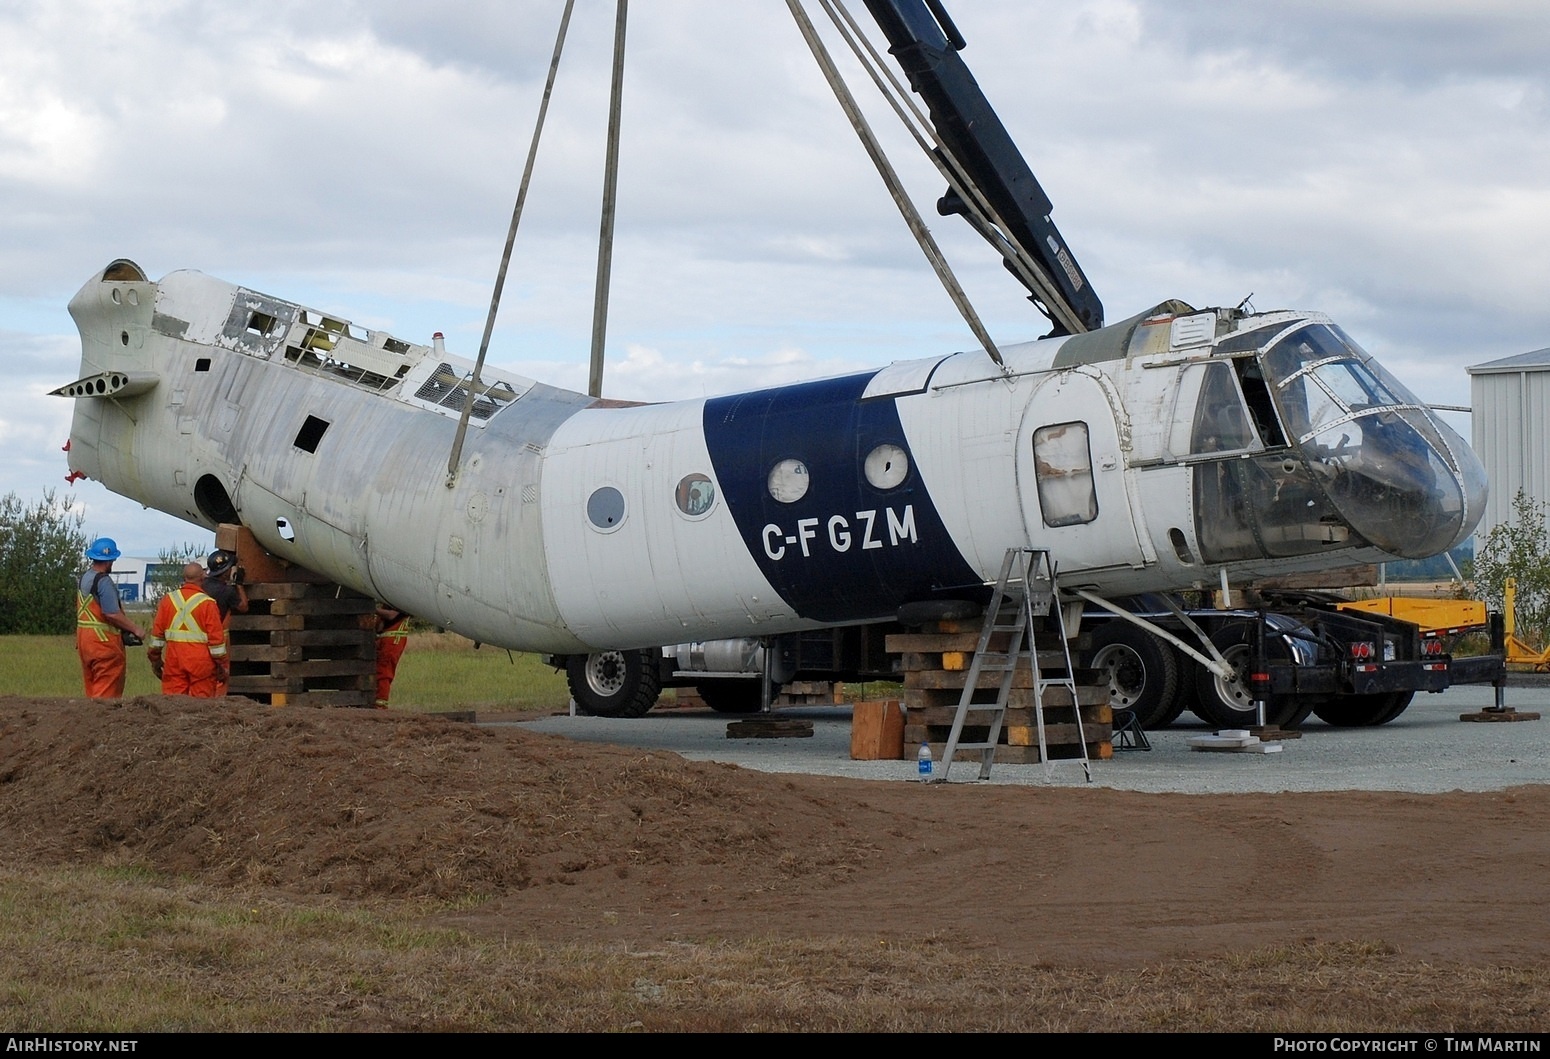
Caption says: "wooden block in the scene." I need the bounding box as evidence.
[264,690,375,708]
[906,721,1099,748]
[228,674,306,694]
[270,628,376,648]
[269,659,375,679]
[886,632,1006,653]
[271,597,377,616]
[919,738,1110,766]
[220,524,331,585]
[783,680,834,697]
[1005,723,1092,746]
[727,718,814,739]
[228,613,307,632]
[850,700,905,760]
[231,645,306,663]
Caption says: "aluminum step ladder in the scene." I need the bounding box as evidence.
[935,548,1091,783]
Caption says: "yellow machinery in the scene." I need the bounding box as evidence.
[1496,578,1550,671]
[1336,595,1487,637]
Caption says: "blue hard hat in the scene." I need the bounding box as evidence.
[85,537,121,562]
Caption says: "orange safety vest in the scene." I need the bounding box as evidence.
[76,589,114,641]
[152,585,228,697]
[154,587,227,653]
[76,572,127,698]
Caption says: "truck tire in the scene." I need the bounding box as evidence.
[695,681,768,714]
[1149,653,1191,728]
[1191,622,1313,730]
[1313,690,1415,727]
[566,649,661,718]
[1088,622,1179,729]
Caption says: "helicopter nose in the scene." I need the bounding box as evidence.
[1311,409,1486,559]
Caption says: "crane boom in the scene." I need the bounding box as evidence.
[861,0,1104,333]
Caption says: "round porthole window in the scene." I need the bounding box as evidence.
[586,486,626,531]
[864,443,909,490]
[767,458,810,504]
[675,473,716,518]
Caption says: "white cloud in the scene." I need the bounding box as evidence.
[4,0,1548,550]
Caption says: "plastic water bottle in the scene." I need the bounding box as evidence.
[916,741,934,781]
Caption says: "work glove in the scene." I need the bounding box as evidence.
[147,649,163,681]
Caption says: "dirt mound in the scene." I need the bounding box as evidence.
[0,696,865,899]
[6,695,1550,969]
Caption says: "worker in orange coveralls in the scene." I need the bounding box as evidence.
[76,537,147,698]
[374,605,411,709]
[201,549,248,696]
[147,562,229,697]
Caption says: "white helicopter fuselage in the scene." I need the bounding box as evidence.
[59,261,1486,653]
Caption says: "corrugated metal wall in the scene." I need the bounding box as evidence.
[1471,365,1550,541]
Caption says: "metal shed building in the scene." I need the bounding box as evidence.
[1468,347,1550,542]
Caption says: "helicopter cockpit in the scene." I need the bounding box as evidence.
[1190,320,1485,564]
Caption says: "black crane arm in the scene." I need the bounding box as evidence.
[861,0,1103,333]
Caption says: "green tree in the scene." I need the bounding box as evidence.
[0,490,91,634]
[1472,489,1550,642]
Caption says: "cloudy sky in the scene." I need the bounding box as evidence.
[4,0,1548,554]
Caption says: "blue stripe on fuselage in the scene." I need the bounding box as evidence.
[703,372,982,623]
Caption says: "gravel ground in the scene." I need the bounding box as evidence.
[511,681,1550,793]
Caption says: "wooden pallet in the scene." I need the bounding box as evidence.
[218,525,377,708]
[887,619,1112,764]
[671,680,841,710]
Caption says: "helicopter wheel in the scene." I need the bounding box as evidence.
[1190,623,1313,730]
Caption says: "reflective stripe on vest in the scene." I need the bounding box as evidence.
[164,589,217,644]
[76,592,112,641]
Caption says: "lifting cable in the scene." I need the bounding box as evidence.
[589,0,629,399]
[787,0,1005,367]
[448,0,577,486]
[816,0,1088,337]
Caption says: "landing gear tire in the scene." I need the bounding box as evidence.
[696,681,769,715]
[1190,623,1310,730]
[1313,690,1415,727]
[1088,622,1179,729]
[566,649,661,718]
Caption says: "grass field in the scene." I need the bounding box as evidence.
[2,864,1542,1032]
[0,630,571,712]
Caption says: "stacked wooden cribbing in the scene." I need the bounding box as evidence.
[671,680,840,711]
[774,680,842,706]
[218,525,377,708]
[885,620,1112,764]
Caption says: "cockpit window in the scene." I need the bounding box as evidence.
[1190,362,1257,454]
[1212,322,1292,356]
[1263,324,1350,384]
[1266,326,1412,443]
[1242,323,1479,558]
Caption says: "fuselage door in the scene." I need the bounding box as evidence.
[1015,369,1147,577]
